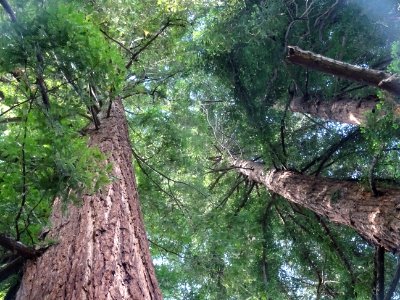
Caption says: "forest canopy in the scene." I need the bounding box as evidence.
[1,0,400,299]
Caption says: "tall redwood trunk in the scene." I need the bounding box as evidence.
[289,96,383,125]
[230,157,400,252]
[16,100,162,299]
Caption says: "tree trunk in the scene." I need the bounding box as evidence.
[16,99,162,300]
[286,46,400,96]
[289,95,400,125]
[230,157,400,252]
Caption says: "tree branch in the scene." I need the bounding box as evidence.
[0,234,40,259]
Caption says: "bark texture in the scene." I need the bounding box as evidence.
[286,46,400,96]
[230,157,400,252]
[289,95,393,125]
[16,99,162,300]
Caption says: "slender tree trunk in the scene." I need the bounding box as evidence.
[290,95,385,125]
[229,157,400,252]
[286,46,400,96]
[16,99,162,300]
[375,246,385,300]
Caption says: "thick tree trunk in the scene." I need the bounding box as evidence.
[16,99,162,299]
[286,46,400,96]
[289,95,389,125]
[230,157,400,252]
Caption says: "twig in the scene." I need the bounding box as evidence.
[148,238,183,258]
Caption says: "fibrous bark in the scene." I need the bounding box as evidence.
[290,95,384,125]
[286,46,400,96]
[230,157,400,252]
[16,99,162,300]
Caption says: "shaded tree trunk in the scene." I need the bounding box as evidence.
[286,46,400,96]
[290,95,384,125]
[16,99,162,299]
[229,157,400,252]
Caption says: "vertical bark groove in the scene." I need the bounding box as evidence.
[16,99,162,300]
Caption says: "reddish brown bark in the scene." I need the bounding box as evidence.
[16,99,162,300]
[230,157,400,252]
[286,46,400,96]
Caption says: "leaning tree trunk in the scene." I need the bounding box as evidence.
[230,157,400,252]
[286,46,400,96]
[289,95,399,125]
[16,99,162,300]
